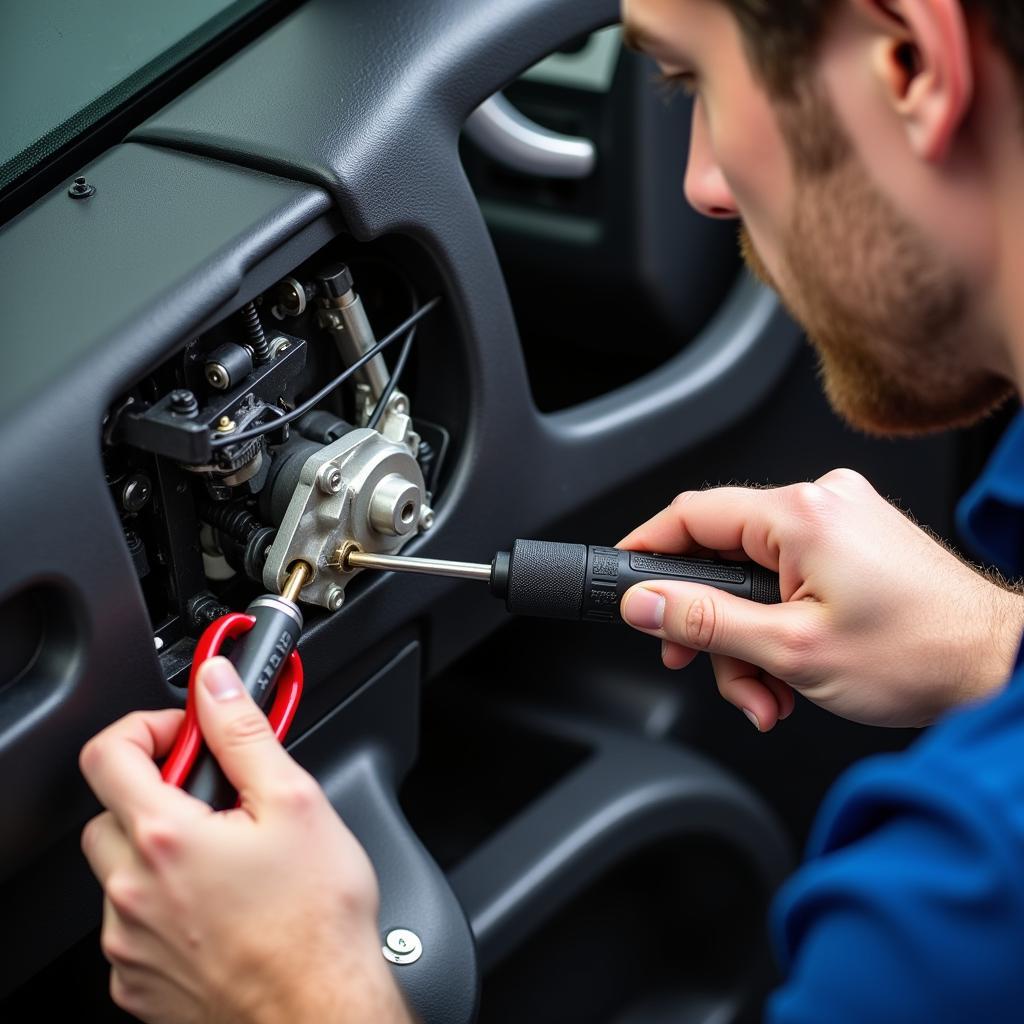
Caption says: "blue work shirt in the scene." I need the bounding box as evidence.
[768,412,1024,1023]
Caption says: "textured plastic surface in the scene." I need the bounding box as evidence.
[291,644,478,1024]
[751,565,783,605]
[0,0,806,1000]
[450,703,792,973]
[501,542,781,622]
[505,540,587,619]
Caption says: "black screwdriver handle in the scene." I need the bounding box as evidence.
[184,596,303,809]
[490,540,781,623]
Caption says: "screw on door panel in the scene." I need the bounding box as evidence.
[68,175,95,199]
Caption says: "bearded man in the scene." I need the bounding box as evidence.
[79,2,1024,1021]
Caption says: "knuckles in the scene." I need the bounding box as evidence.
[670,490,697,513]
[131,814,182,866]
[109,968,146,1017]
[267,769,323,815]
[105,871,147,925]
[80,815,101,856]
[786,481,832,519]
[78,735,102,779]
[818,466,870,491]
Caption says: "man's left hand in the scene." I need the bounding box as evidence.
[79,656,411,1024]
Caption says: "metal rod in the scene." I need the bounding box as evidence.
[346,550,492,582]
[281,561,312,602]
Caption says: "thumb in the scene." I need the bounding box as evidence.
[195,656,295,803]
[620,582,820,681]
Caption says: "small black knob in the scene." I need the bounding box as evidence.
[169,389,199,417]
[318,263,354,299]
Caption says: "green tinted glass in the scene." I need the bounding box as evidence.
[0,0,268,193]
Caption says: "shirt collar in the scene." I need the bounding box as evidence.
[956,410,1024,577]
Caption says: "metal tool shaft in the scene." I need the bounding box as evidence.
[346,549,492,582]
[281,560,312,602]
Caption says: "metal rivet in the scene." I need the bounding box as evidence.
[325,585,345,612]
[68,175,96,199]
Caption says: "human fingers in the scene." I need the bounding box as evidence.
[760,671,796,720]
[709,653,784,731]
[620,581,825,683]
[661,640,698,670]
[81,811,134,887]
[617,487,786,570]
[193,657,314,814]
[79,710,191,826]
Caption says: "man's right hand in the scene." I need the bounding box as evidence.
[618,469,1024,732]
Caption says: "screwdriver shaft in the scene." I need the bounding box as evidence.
[281,560,312,603]
[346,549,492,582]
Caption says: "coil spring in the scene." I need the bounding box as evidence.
[240,301,271,365]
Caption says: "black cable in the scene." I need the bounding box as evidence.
[210,295,441,449]
[366,324,416,430]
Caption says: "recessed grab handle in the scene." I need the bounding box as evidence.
[465,93,596,179]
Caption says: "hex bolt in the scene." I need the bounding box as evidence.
[325,585,346,612]
[318,264,355,300]
[419,507,435,531]
[317,464,343,495]
[170,389,199,417]
[68,175,96,199]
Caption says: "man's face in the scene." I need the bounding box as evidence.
[622,0,1012,435]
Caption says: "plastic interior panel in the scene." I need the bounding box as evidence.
[291,642,479,1024]
[0,0,803,1002]
[449,706,792,973]
[0,142,330,898]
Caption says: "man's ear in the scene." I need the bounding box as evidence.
[851,0,973,162]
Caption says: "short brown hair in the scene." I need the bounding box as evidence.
[719,1,1024,98]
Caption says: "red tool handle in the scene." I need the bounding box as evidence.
[161,612,304,790]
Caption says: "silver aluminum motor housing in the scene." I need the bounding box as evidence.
[263,427,430,609]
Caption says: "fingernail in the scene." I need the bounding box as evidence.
[200,657,242,702]
[742,707,761,731]
[622,588,665,630]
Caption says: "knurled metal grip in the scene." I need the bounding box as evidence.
[499,541,781,622]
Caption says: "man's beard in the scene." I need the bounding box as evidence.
[739,88,1013,436]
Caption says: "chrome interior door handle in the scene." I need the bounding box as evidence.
[464,93,596,179]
